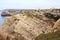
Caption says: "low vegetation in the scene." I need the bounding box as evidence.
[35,31,60,40]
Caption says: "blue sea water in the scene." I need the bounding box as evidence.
[0,11,5,26]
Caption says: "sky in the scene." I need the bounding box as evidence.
[0,0,60,10]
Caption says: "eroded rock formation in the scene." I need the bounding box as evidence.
[1,9,60,40]
[1,9,60,16]
[1,10,17,16]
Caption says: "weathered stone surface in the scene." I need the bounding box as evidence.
[1,9,60,40]
[1,10,17,16]
[0,29,26,40]
[53,19,60,32]
[1,12,55,40]
[1,9,60,16]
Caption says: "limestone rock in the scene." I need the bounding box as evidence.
[0,29,26,40]
[1,9,60,40]
[1,12,55,40]
[53,19,60,32]
[1,10,17,16]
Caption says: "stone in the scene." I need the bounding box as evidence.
[1,9,60,40]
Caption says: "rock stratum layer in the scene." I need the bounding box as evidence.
[1,9,60,40]
[1,9,60,16]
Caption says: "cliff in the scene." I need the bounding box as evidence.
[1,9,60,16]
[0,9,60,40]
[1,9,19,16]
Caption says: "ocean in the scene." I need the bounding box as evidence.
[0,11,5,26]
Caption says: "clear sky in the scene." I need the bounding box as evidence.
[0,0,60,10]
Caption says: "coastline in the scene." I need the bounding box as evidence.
[0,9,60,40]
[0,12,5,26]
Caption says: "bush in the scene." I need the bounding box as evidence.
[35,31,60,40]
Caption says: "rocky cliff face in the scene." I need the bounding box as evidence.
[1,9,60,16]
[1,10,18,16]
[0,9,60,40]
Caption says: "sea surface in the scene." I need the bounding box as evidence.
[0,11,5,26]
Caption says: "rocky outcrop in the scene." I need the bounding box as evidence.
[1,9,60,40]
[0,29,26,40]
[35,19,60,40]
[1,10,18,16]
[1,9,60,16]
